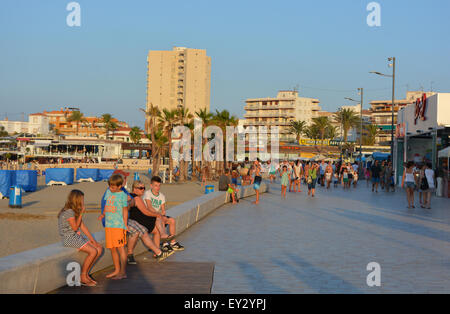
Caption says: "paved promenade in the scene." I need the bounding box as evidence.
[169,180,450,293]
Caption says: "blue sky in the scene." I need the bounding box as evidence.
[1,0,449,128]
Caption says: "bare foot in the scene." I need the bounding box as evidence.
[112,274,127,280]
[88,276,97,284]
[80,280,97,287]
[106,271,120,279]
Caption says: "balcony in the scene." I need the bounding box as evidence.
[244,112,295,118]
[244,103,295,110]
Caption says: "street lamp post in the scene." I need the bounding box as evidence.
[370,56,396,161]
[345,87,364,169]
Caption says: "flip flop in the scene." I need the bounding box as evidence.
[81,281,97,287]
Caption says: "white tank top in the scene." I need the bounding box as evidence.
[405,172,415,183]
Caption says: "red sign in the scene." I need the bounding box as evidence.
[395,123,406,138]
[414,93,427,125]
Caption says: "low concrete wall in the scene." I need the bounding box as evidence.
[0,183,268,294]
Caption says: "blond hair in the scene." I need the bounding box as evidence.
[58,189,84,219]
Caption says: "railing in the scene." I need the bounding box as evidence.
[244,103,295,110]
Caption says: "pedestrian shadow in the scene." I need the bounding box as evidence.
[235,261,288,293]
[325,207,450,243]
[297,206,448,258]
[365,205,447,225]
[272,253,363,294]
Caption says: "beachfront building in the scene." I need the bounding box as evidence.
[23,138,123,161]
[146,47,211,123]
[33,108,129,138]
[0,114,50,136]
[395,93,450,196]
[242,90,321,142]
[369,91,435,146]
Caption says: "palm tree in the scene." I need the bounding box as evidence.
[67,111,87,136]
[304,124,320,141]
[325,125,338,140]
[0,126,8,137]
[140,104,161,176]
[195,108,213,176]
[311,117,331,145]
[334,108,360,144]
[211,109,239,174]
[146,129,168,177]
[129,126,142,144]
[100,113,119,139]
[289,120,307,143]
[363,124,380,146]
[195,108,213,128]
[174,107,194,181]
[158,109,177,181]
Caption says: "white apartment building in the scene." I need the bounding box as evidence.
[242,90,321,141]
[0,114,50,135]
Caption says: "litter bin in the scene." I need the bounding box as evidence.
[205,185,215,194]
[9,186,22,209]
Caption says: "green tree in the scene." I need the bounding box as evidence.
[129,126,142,144]
[363,124,380,146]
[289,120,307,143]
[325,125,338,140]
[158,109,177,180]
[304,124,320,141]
[146,129,168,176]
[211,109,239,174]
[0,126,8,137]
[173,107,194,181]
[140,104,161,175]
[311,116,331,145]
[334,108,360,143]
[100,113,119,139]
[67,111,87,136]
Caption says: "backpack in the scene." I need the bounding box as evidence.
[420,176,429,190]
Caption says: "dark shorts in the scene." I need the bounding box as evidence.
[372,177,380,183]
[254,176,262,190]
[308,178,317,190]
[129,209,156,233]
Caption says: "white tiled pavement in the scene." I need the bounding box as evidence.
[170,180,450,294]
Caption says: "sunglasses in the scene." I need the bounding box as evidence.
[136,186,145,190]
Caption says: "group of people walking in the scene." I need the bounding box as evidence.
[401,162,435,209]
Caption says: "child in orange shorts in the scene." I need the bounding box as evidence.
[98,174,129,279]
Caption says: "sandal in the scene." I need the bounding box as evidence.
[81,281,97,287]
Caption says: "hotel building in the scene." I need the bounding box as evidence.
[369,91,435,146]
[146,47,211,118]
[242,90,321,142]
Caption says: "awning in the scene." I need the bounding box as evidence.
[32,140,52,147]
[438,146,450,158]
